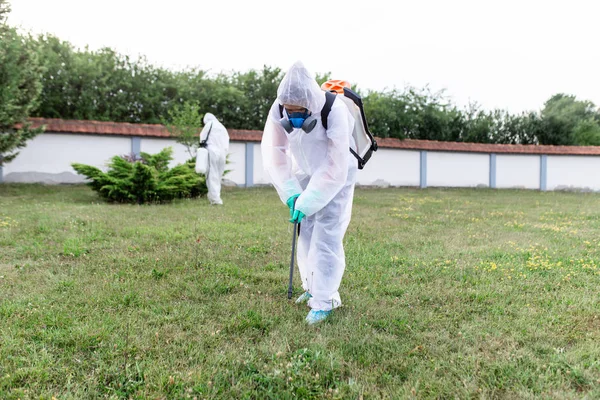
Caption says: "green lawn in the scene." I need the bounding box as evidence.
[1,184,600,399]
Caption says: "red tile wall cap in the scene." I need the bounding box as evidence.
[25,118,600,156]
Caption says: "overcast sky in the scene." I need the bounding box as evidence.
[8,0,600,113]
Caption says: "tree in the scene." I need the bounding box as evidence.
[460,105,494,143]
[573,119,600,146]
[232,66,283,130]
[538,94,600,145]
[489,111,540,145]
[0,0,9,24]
[362,89,413,139]
[314,72,331,87]
[362,87,466,141]
[34,34,179,124]
[163,101,203,158]
[0,0,45,166]
[27,25,600,147]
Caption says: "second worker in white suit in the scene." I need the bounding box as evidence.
[199,113,229,205]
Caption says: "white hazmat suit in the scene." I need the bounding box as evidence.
[199,113,229,205]
[261,61,357,311]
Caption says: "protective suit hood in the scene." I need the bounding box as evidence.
[277,61,326,114]
[203,112,217,125]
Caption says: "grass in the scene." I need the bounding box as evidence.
[1,184,600,399]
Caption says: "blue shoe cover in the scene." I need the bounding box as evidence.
[295,291,312,304]
[305,309,332,325]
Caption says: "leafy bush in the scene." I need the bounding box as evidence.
[72,147,206,204]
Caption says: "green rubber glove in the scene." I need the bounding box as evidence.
[286,194,301,218]
[290,209,306,224]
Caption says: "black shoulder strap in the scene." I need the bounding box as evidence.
[321,91,336,130]
[278,104,284,119]
[199,122,213,147]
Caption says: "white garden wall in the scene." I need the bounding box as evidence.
[547,156,600,191]
[356,149,420,187]
[223,142,245,185]
[3,133,130,183]
[427,152,489,188]
[496,155,540,189]
[4,131,600,193]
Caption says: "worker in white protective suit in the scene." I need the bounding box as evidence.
[261,61,357,325]
[199,113,229,205]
